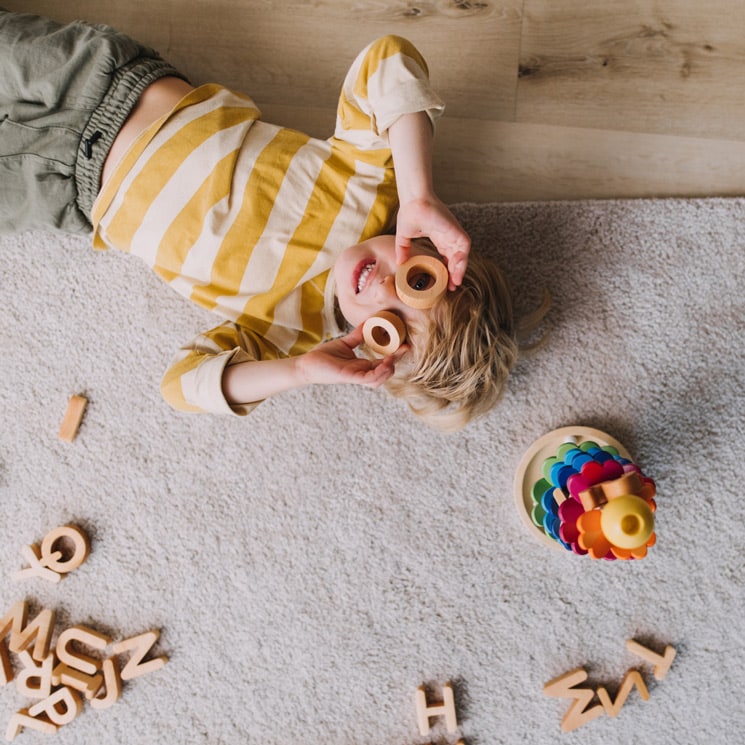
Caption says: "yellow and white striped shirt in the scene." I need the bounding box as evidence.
[91,36,444,414]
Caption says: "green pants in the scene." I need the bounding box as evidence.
[0,9,186,234]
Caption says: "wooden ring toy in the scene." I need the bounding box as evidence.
[362,311,407,356]
[40,525,90,574]
[394,255,449,309]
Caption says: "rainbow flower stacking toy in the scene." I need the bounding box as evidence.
[514,426,657,560]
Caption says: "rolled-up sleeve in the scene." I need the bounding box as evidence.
[333,35,445,147]
[160,322,277,416]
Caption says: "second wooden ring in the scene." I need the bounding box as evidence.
[362,311,407,356]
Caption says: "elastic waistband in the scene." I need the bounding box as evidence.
[75,57,188,219]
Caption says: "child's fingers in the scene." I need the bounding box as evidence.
[341,325,365,348]
[349,360,390,388]
[447,251,469,290]
[395,233,412,266]
[365,358,396,387]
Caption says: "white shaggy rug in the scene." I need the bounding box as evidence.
[1,198,743,744]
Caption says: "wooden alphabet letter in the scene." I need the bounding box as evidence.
[90,657,123,710]
[39,525,90,575]
[415,682,458,736]
[5,709,58,740]
[543,667,604,732]
[15,652,54,700]
[56,625,111,676]
[626,639,676,681]
[12,544,63,583]
[0,601,56,663]
[112,630,168,680]
[52,662,103,700]
[28,686,83,726]
[596,669,650,717]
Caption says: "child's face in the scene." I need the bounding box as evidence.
[334,235,440,330]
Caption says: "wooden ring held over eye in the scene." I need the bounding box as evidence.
[394,255,449,309]
[362,311,407,356]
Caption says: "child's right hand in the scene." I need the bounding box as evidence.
[297,326,404,388]
[395,196,471,291]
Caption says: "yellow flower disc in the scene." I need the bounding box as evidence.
[600,494,655,549]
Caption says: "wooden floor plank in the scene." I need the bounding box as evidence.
[9,0,522,121]
[517,0,745,141]
[5,0,745,200]
[434,117,745,202]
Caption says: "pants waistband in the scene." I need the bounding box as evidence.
[75,57,188,219]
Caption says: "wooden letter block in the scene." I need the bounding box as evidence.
[90,657,122,710]
[543,667,604,733]
[12,545,63,584]
[596,669,650,717]
[0,642,13,687]
[112,630,167,681]
[39,525,90,574]
[56,625,111,677]
[1,601,56,663]
[58,395,87,442]
[15,652,54,700]
[626,640,677,681]
[28,686,83,727]
[5,709,58,740]
[52,662,103,700]
[14,524,90,583]
[415,682,458,736]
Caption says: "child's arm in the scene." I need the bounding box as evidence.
[332,35,470,289]
[221,327,398,406]
[161,323,399,414]
[388,111,471,290]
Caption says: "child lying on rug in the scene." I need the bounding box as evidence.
[0,9,544,431]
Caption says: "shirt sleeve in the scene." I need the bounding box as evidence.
[160,321,280,416]
[333,35,445,149]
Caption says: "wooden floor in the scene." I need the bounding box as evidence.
[9,0,745,202]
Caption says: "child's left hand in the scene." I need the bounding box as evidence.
[298,326,405,388]
[395,196,471,291]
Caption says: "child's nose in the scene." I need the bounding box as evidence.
[374,273,397,302]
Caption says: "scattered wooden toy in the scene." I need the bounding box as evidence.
[2,527,167,739]
[1,601,167,740]
[596,670,649,717]
[57,395,87,443]
[543,667,603,732]
[415,681,467,745]
[626,639,676,681]
[13,525,90,584]
[543,640,676,732]
[416,681,458,736]
[514,426,658,560]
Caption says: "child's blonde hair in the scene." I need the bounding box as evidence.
[386,244,548,432]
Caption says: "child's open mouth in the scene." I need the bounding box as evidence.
[354,259,376,294]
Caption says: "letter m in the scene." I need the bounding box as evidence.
[0,601,56,684]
